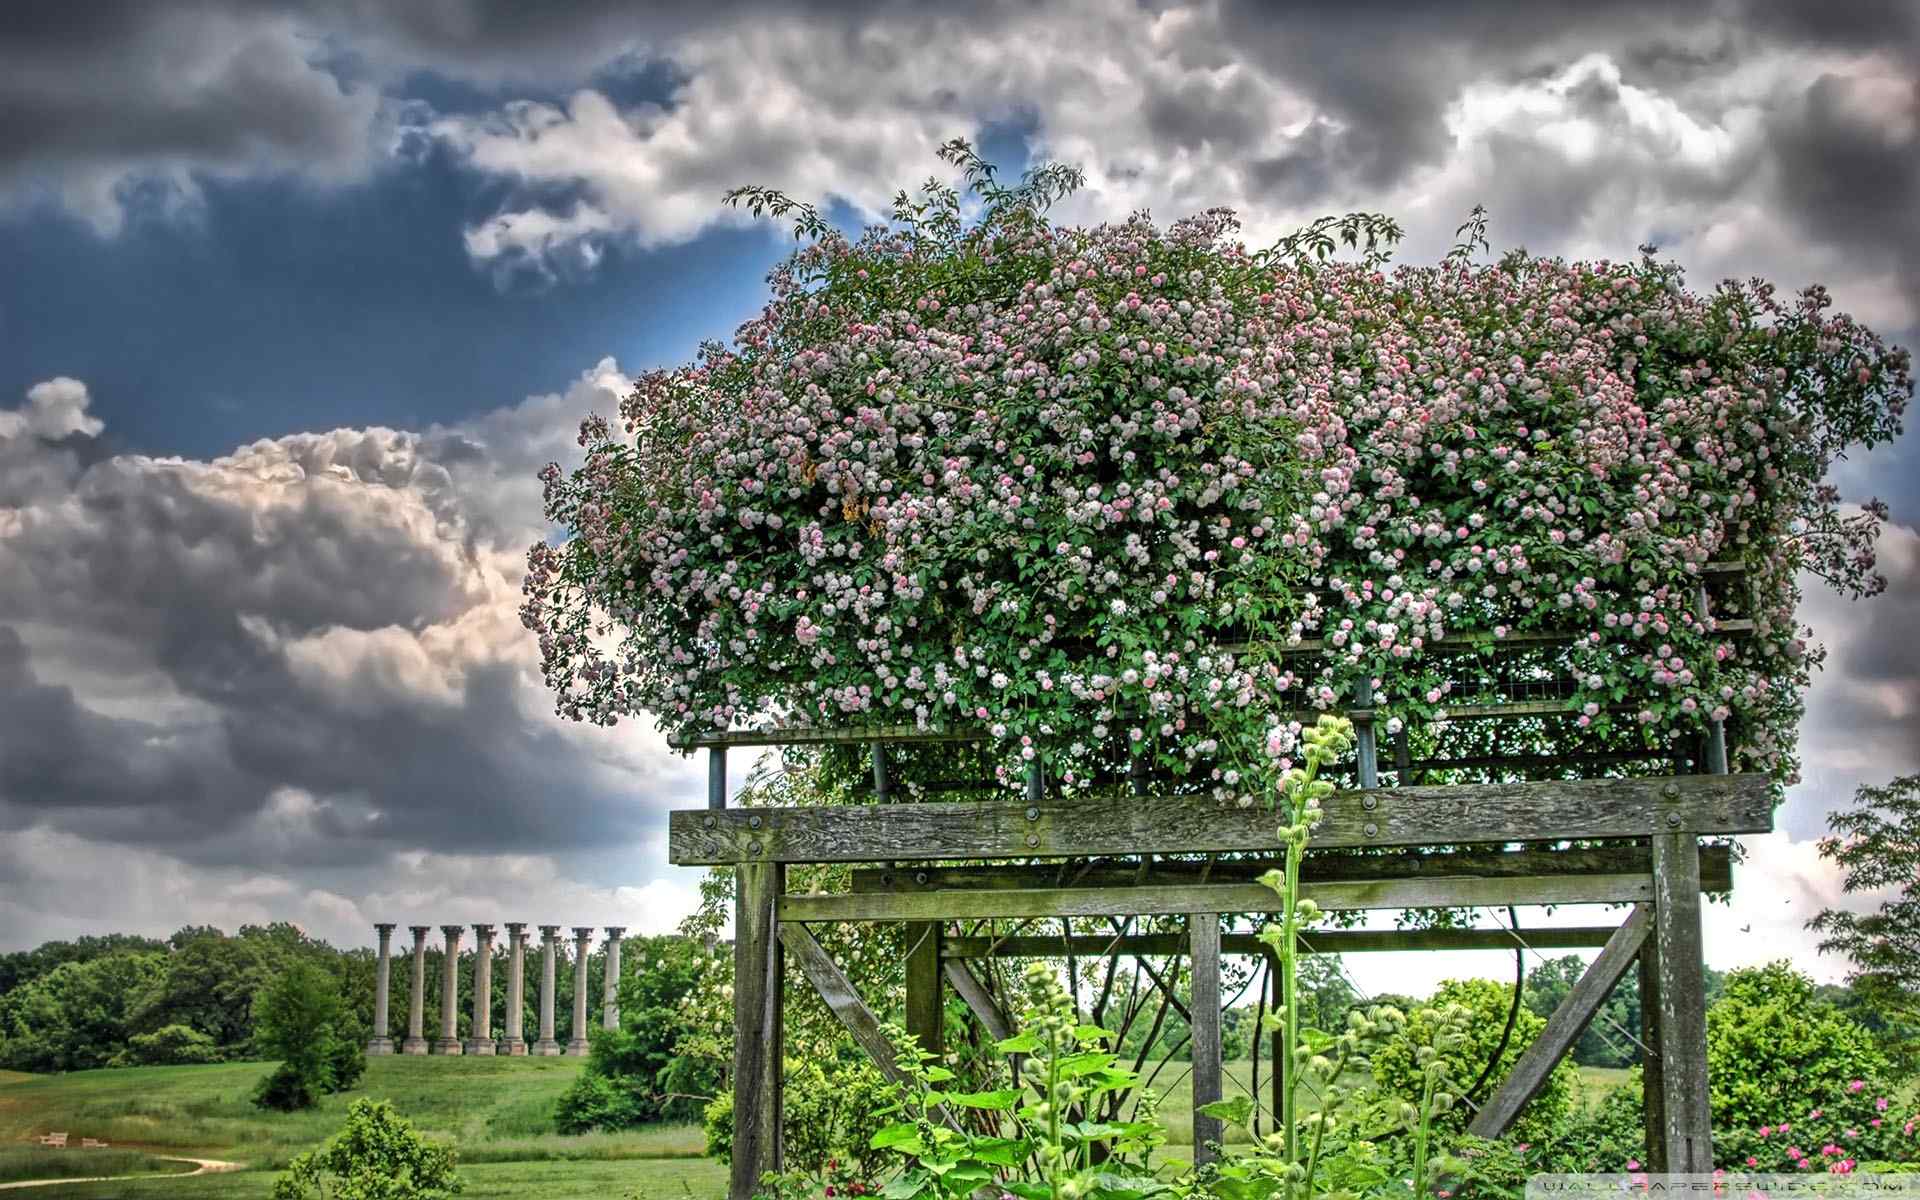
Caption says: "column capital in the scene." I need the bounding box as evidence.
[374,922,397,935]
[571,926,594,941]
[604,926,626,939]
[504,921,527,936]
[410,925,431,938]
[440,924,465,938]
[472,922,495,938]
[539,924,562,938]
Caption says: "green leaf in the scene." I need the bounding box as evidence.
[1198,1095,1255,1125]
[870,1123,925,1151]
[994,1032,1043,1054]
[879,1170,929,1199]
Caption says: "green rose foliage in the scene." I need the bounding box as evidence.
[273,1098,461,1200]
[1371,978,1573,1144]
[527,139,1910,808]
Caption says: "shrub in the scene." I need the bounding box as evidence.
[704,1056,892,1182]
[272,1097,461,1200]
[1706,961,1908,1169]
[1371,977,1574,1144]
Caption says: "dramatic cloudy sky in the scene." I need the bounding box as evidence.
[1,0,1915,995]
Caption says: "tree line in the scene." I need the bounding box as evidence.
[0,922,624,1073]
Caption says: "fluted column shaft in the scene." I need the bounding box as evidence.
[403,926,430,1054]
[602,927,625,1030]
[368,923,396,1054]
[534,926,562,1055]
[503,923,528,1055]
[568,927,593,1054]
[467,924,496,1055]
[437,925,464,1054]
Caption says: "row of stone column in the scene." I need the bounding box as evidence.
[366,922,624,1056]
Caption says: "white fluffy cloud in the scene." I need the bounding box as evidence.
[0,363,717,951]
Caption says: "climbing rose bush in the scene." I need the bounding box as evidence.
[524,141,1909,803]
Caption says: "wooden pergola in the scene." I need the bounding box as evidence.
[667,566,1761,1200]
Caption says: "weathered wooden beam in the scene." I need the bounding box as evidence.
[943,927,1625,959]
[852,845,1733,894]
[780,872,1660,923]
[1467,905,1651,1139]
[671,774,1771,865]
[905,922,943,1061]
[1190,913,1224,1164]
[942,960,1013,1043]
[778,922,909,1089]
[730,863,783,1200]
[1651,833,1714,1171]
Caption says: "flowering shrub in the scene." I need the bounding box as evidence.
[526,140,1909,800]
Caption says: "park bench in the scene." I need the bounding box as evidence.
[37,1132,67,1147]
[81,1138,108,1148]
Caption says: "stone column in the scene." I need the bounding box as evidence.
[602,927,625,1030]
[436,924,465,1055]
[466,924,496,1055]
[502,923,528,1055]
[402,925,431,1054]
[568,927,593,1054]
[534,925,562,1055]
[368,923,396,1054]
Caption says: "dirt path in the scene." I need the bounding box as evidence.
[0,1156,242,1191]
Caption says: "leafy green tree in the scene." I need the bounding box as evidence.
[115,1023,222,1066]
[1810,773,1920,1068]
[251,958,363,1111]
[0,935,166,996]
[273,1097,461,1200]
[554,935,721,1130]
[0,951,166,1071]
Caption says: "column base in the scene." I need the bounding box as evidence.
[401,1038,430,1055]
[566,1039,591,1056]
[501,1039,528,1056]
[532,1040,563,1056]
[464,1039,497,1056]
[434,1039,464,1056]
[366,1037,395,1055]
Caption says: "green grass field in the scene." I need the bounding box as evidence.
[0,1055,1651,1197]
[0,1147,198,1183]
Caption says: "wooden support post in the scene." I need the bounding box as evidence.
[905,921,943,1063]
[1467,905,1651,1138]
[872,744,891,803]
[730,862,782,1200]
[780,923,909,1087]
[1651,833,1712,1172]
[1190,912,1223,1164]
[1025,757,1044,805]
[1354,678,1378,788]
[1638,942,1668,1173]
[709,746,728,810]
